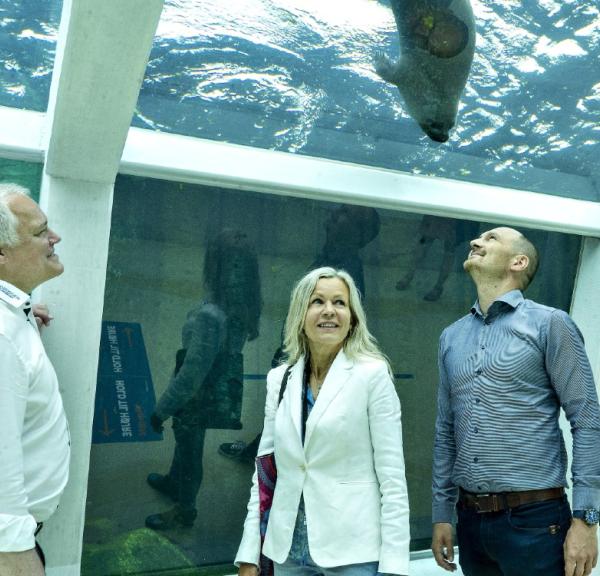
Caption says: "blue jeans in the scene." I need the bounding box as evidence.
[274,553,378,576]
[456,496,571,576]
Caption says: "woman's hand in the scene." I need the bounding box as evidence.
[238,563,259,576]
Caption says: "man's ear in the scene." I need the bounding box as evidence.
[510,254,529,273]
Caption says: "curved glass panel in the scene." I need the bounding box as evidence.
[134,0,600,201]
[83,174,580,574]
[0,0,62,111]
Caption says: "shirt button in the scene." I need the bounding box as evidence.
[475,398,480,404]
[473,427,479,433]
[480,345,485,350]
[473,457,479,463]
[476,368,482,375]
[300,464,306,471]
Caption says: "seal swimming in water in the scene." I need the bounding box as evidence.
[375,0,475,142]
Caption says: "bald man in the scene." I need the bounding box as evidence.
[431,227,600,576]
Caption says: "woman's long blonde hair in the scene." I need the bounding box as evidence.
[283,267,391,372]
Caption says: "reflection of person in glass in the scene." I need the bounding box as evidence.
[235,267,410,576]
[219,204,380,463]
[310,204,381,298]
[396,215,478,301]
[145,229,261,530]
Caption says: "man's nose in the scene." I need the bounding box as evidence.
[49,228,61,244]
[470,238,481,249]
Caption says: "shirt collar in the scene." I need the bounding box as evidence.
[0,279,31,310]
[471,289,524,319]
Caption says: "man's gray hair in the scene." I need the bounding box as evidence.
[0,183,30,247]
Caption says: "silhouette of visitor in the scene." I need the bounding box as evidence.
[396,215,478,301]
[145,229,261,529]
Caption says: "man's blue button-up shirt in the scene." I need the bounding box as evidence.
[432,290,600,523]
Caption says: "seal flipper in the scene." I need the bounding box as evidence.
[374,51,406,85]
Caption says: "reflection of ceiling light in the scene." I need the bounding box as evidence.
[534,36,587,60]
[575,21,600,37]
[18,29,56,41]
[514,57,545,74]
[6,85,26,97]
[156,0,392,39]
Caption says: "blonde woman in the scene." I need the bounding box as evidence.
[235,267,410,576]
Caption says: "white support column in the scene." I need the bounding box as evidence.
[37,180,113,576]
[34,0,164,573]
[44,0,164,183]
[564,237,600,574]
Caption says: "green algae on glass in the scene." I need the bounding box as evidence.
[81,526,196,575]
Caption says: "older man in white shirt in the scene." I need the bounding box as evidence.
[0,183,70,575]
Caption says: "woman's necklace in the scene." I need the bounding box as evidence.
[310,372,326,398]
[308,353,334,399]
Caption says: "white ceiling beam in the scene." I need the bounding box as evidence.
[0,103,599,237]
[44,0,164,184]
[0,106,45,162]
[120,128,600,238]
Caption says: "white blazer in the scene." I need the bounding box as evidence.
[235,350,410,575]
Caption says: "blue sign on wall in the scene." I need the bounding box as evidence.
[93,321,162,444]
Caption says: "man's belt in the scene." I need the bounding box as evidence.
[459,487,565,513]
